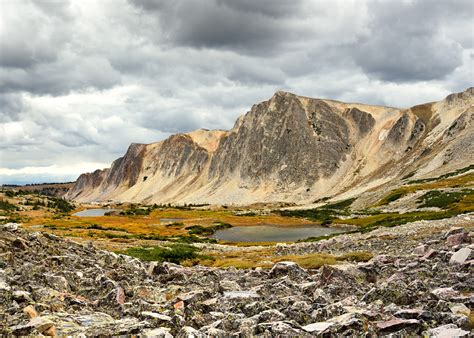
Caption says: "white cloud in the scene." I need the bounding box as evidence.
[0,162,109,176]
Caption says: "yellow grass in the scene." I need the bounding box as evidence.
[195,248,373,269]
[375,172,474,207]
[14,202,321,251]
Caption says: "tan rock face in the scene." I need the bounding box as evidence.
[66,87,474,205]
[209,92,354,186]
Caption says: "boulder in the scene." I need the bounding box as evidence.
[178,326,204,337]
[449,303,470,317]
[0,272,11,292]
[141,311,172,321]
[376,318,420,332]
[219,280,241,292]
[446,233,467,247]
[328,312,364,330]
[23,305,38,319]
[394,308,429,320]
[431,287,462,301]
[12,237,28,250]
[414,245,426,255]
[256,321,301,335]
[142,327,173,338]
[2,223,19,231]
[302,321,334,334]
[422,249,438,259]
[269,261,307,279]
[449,248,471,264]
[312,288,332,306]
[424,324,469,337]
[251,309,286,323]
[11,316,55,336]
[45,274,69,292]
[444,227,465,238]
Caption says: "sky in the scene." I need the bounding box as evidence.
[0,0,473,185]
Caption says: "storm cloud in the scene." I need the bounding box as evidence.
[0,0,472,184]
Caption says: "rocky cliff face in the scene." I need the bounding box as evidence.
[66,88,474,205]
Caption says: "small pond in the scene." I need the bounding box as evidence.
[212,224,347,242]
[73,209,116,217]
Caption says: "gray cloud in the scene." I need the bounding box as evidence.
[0,0,472,184]
[0,94,25,122]
[129,0,314,54]
[0,56,122,95]
[0,1,72,69]
[353,0,468,81]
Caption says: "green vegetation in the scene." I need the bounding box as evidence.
[417,189,473,209]
[323,198,356,210]
[235,211,257,217]
[376,169,474,207]
[295,185,473,240]
[0,199,17,211]
[120,244,209,264]
[376,188,410,206]
[86,223,129,232]
[48,198,75,213]
[185,222,233,236]
[175,235,218,244]
[386,191,405,203]
[0,216,24,225]
[402,171,415,180]
[121,204,152,216]
[352,210,464,232]
[165,222,184,227]
[278,198,355,224]
[120,202,211,216]
[5,191,16,198]
[408,164,474,184]
[82,229,218,244]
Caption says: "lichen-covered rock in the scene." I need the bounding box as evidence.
[1,221,473,336]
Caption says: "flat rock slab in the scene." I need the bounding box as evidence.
[223,291,259,299]
[302,322,334,333]
[377,318,420,331]
[425,324,469,337]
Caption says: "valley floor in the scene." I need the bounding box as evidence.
[1,169,473,335]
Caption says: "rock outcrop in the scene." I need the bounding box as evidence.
[66,88,474,205]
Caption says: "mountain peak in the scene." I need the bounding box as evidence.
[66,89,473,205]
[271,90,298,99]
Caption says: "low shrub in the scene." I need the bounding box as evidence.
[48,198,75,213]
[0,199,17,211]
[186,222,232,236]
[121,244,203,264]
[408,164,474,184]
[417,190,472,209]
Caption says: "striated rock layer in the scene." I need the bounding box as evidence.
[66,88,474,205]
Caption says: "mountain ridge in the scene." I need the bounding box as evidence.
[66,88,474,206]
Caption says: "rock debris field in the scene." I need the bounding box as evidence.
[0,215,473,337]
